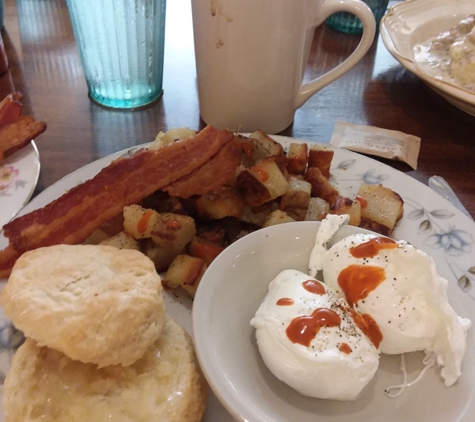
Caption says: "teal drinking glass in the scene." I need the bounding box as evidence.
[326,0,390,34]
[66,0,166,109]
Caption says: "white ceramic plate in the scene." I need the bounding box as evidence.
[380,0,475,116]
[0,136,474,421]
[0,142,40,230]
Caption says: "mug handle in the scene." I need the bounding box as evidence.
[295,0,376,109]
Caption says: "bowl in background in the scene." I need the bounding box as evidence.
[380,0,475,116]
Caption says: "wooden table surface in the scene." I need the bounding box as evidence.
[1,0,474,218]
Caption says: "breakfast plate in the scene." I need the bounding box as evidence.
[0,142,40,230]
[0,135,474,421]
[380,0,475,116]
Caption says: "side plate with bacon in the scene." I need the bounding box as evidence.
[0,93,46,229]
[0,93,47,161]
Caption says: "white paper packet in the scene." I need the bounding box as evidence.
[329,121,421,170]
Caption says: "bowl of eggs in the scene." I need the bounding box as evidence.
[380,0,475,117]
[192,218,475,422]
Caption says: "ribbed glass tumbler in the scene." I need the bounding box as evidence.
[0,0,4,28]
[326,0,389,34]
[66,0,166,109]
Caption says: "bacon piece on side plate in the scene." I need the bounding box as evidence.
[0,116,47,160]
[0,92,23,127]
[0,125,237,279]
[0,92,47,160]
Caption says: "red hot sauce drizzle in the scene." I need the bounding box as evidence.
[337,264,386,307]
[333,237,393,348]
[350,236,397,259]
[286,308,341,347]
[347,308,383,349]
[276,298,294,306]
[137,209,154,234]
[339,343,352,354]
[355,195,368,209]
[302,280,326,295]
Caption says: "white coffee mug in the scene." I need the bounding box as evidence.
[191,0,376,134]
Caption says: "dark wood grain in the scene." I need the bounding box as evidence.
[1,0,474,218]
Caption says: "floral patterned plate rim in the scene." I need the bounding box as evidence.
[0,142,40,231]
[0,136,473,422]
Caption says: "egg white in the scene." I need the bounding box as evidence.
[322,233,469,386]
[251,269,380,400]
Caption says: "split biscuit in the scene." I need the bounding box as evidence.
[3,315,208,422]
[0,244,165,367]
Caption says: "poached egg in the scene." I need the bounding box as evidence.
[322,232,470,387]
[250,269,380,401]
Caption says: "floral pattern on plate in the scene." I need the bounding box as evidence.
[0,142,40,230]
[329,153,474,299]
[0,165,20,194]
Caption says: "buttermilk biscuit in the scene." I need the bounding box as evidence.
[3,316,208,422]
[0,244,165,367]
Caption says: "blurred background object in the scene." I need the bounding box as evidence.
[65,0,166,109]
[0,0,7,74]
[0,0,4,28]
[326,0,391,34]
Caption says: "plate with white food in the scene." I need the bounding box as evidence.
[0,132,474,421]
[380,0,475,116]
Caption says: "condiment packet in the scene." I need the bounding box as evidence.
[329,121,421,170]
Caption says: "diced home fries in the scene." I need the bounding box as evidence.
[87,129,404,297]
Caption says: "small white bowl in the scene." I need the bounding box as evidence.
[193,221,375,422]
[192,221,475,422]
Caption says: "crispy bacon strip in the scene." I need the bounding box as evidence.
[0,126,236,278]
[0,116,47,160]
[165,139,241,198]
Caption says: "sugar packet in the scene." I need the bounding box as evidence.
[329,121,421,170]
